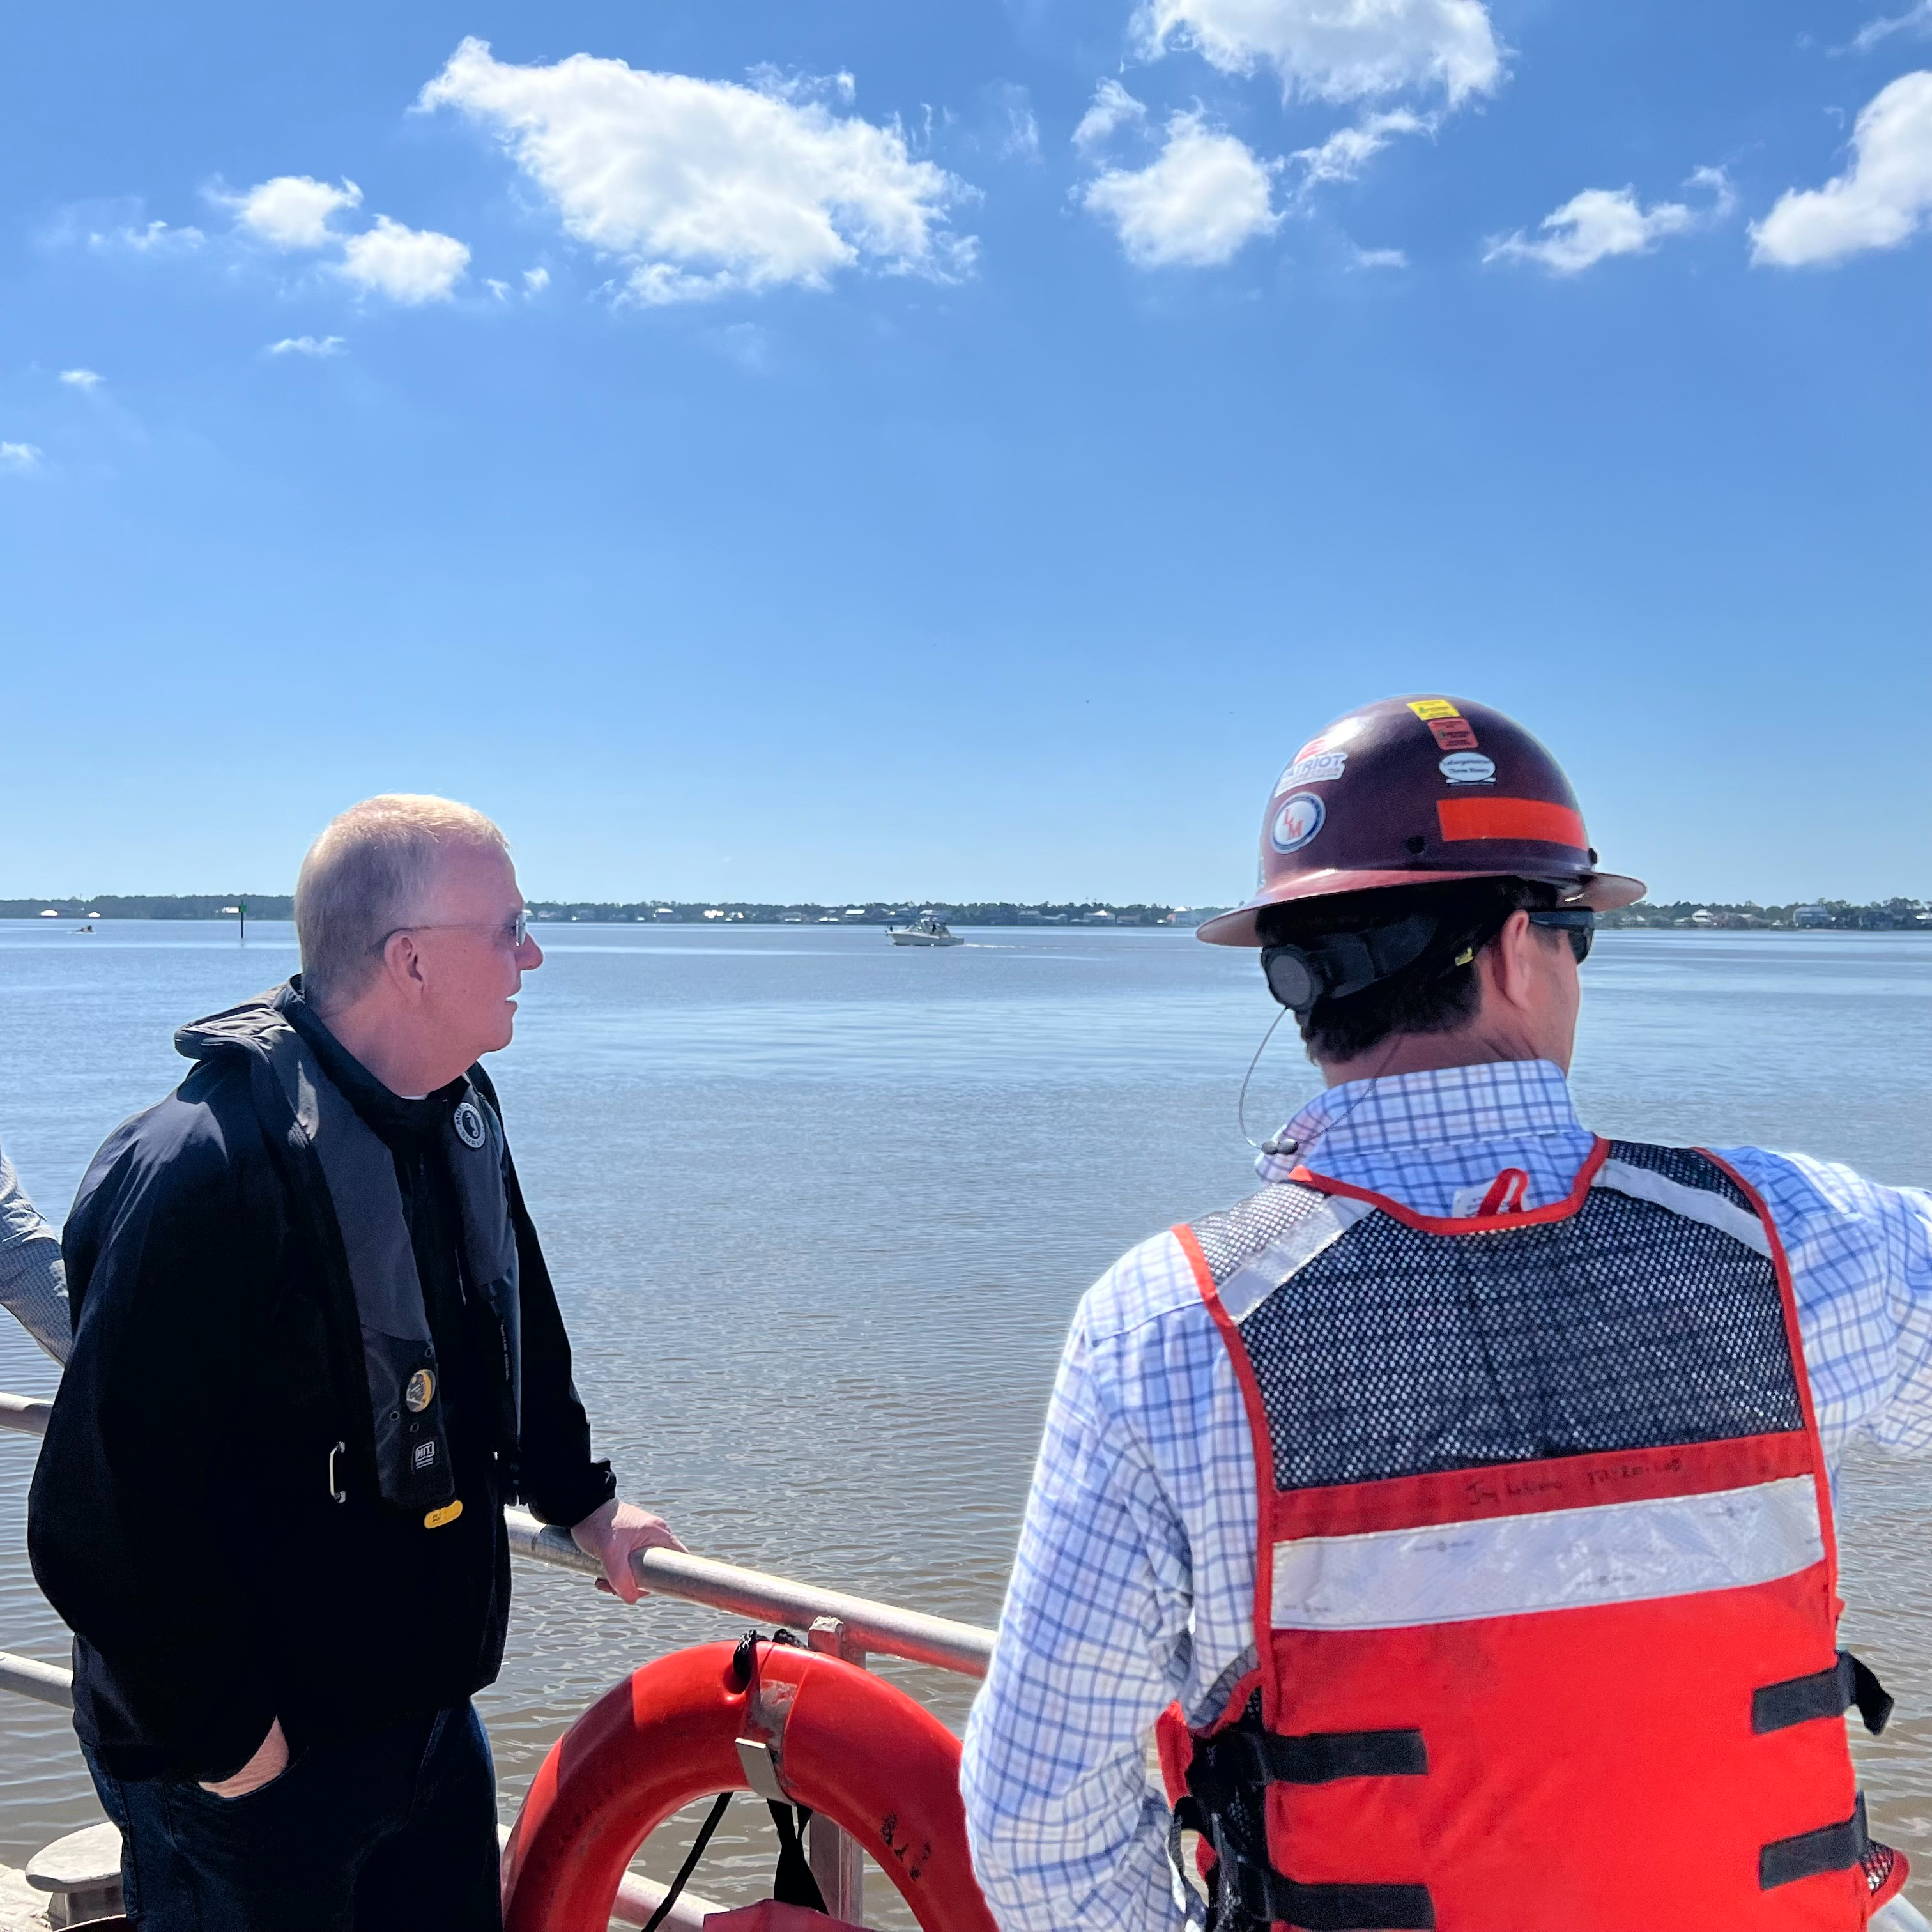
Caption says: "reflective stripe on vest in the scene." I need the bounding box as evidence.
[1162,1139,1897,1930]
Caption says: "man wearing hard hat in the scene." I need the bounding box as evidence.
[962,696,1932,1930]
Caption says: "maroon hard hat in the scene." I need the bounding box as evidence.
[1197,694,1644,947]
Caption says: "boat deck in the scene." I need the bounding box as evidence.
[0,1867,47,1932]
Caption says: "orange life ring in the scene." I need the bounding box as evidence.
[502,1638,999,1932]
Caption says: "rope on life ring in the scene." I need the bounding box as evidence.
[502,1636,1000,1932]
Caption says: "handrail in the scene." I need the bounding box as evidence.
[0,1391,996,1680]
[504,1509,993,1676]
[0,1393,52,1436]
[0,1650,72,1708]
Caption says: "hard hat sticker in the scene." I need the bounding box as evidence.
[1274,749,1347,793]
[1439,752,1496,785]
[1427,717,1478,751]
[1278,714,1369,792]
[1270,792,1327,853]
[1438,797,1588,846]
[1407,698,1460,721]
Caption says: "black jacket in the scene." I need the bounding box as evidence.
[27,993,615,1782]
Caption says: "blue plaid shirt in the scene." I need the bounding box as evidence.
[959,1059,1932,1929]
[0,1135,68,1364]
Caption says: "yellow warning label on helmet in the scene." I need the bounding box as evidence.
[424,1500,464,1529]
[1408,698,1460,721]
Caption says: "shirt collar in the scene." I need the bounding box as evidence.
[1256,1058,1583,1182]
[282,983,466,1149]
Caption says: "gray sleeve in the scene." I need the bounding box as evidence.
[0,1139,72,1365]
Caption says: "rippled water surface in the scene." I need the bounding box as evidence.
[0,921,1928,1912]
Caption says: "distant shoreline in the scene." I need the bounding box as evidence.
[3,895,1926,932]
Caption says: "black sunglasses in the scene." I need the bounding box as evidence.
[1526,907,1595,963]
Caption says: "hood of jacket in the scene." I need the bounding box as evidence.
[174,981,305,1067]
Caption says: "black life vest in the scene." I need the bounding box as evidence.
[1158,1139,1907,1929]
[176,983,521,1523]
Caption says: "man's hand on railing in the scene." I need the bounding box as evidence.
[570,1498,687,1604]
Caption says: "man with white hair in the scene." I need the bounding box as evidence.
[29,795,680,1932]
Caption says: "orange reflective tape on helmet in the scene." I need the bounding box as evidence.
[1436,797,1588,847]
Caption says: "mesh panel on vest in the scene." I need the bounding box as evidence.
[1604,1138,1755,1211]
[1189,1183,1333,1287]
[1233,1186,1801,1491]
[1862,1842,1899,1895]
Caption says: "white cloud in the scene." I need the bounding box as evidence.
[1082,111,1280,266]
[1074,79,1149,154]
[523,266,550,293]
[976,80,1041,162]
[1,443,43,473]
[226,176,464,302]
[266,335,346,356]
[1293,107,1431,185]
[1004,103,1043,162]
[59,368,103,390]
[338,217,470,303]
[233,175,362,249]
[1848,2,1932,54]
[88,218,204,252]
[1486,167,1735,273]
[1140,0,1504,106]
[1350,243,1407,268]
[419,38,970,303]
[715,320,774,372]
[1752,71,1932,266]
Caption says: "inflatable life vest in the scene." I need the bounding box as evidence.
[502,1636,999,1932]
[176,983,521,1521]
[1157,1139,1906,1929]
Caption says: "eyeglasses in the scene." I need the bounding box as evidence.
[1526,907,1595,963]
[373,910,530,954]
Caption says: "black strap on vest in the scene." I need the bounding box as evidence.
[1178,1727,1433,1931]
[1760,1793,1869,1890]
[1216,1837,1436,1931]
[1753,1651,1892,1737]
[1197,1728,1429,1790]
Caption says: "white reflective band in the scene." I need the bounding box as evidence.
[1271,1475,1823,1630]
[1224,1198,1371,1325]
[1591,1159,1772,1257]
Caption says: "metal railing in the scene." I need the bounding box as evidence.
[0,1388,997,1922]
[0,1648,71,1708]
[0,1390,993,1675]
[502,1510,993,1676]
[0,1393,53,1436]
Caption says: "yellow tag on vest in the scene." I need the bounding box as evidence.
[424,1500,464,1530]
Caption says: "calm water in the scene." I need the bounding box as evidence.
[0,920,1928,1910]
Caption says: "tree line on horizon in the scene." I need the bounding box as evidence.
[3,894,1927,930]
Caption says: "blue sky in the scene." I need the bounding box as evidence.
[3,0,1927,906]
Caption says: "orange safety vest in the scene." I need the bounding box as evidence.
[1157,1140,1905,1929]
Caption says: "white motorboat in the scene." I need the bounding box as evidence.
[889,914,963,947]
